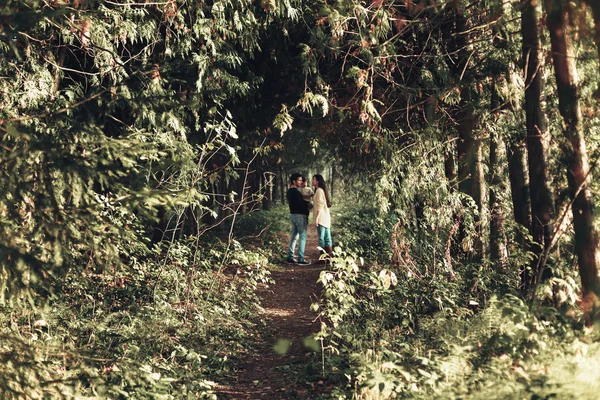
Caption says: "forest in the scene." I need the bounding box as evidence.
[1,0,600,398]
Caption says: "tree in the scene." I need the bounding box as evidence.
[545,0,600,308]
[521,0,554,292]
[490,79,507,270]
[0,0,303,301]
[441,1,486,259]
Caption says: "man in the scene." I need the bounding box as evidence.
[286,173,310,264]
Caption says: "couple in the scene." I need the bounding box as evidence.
[286,173,332,264]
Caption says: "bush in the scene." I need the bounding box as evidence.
[0,233,272,398]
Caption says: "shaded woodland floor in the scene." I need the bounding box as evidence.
[216,225,326,399]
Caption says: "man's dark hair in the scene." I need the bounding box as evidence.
[290,173,301,185]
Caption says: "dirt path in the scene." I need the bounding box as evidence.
[216,225,325,399]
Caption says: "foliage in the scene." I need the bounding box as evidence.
[0,1,313,396]
[234,205,290,254]
[308,184,599,399]
[1,0,600,398]
[333,208,394,263]
[0,232,272,398]
[313,243,600,399]
[0,0,316,304]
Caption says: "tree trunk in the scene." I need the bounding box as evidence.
[201,181,218,225]
[218,174,231,235]
[262,170,273,210]
[151,206,168,244]
[456,96,477,197]
[268,169,277,210]
[489,81,507,270]
[444,2,485,259]
[444,138,457,184]
[280,164,286,204]
[501,58,533,255]
[330,164,336,199]
[238,173,248,216]
[180,205,198,237]
[546,0,600,307]
[506,132,531,240]
[522,0,554,291]
[585,0,600,96]
[456,92,485,257]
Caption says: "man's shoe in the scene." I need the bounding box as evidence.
[297,260,310,265]
[286,257,296,263]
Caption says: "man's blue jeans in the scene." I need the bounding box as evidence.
[317,224,332,248]
[288,214,308,261]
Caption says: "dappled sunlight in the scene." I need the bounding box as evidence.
[3,0,600,398]
[263,307,295,317]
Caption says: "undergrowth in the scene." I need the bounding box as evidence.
[277,187,600,399]
[312,238,600,399]
[0,229,275,398]
[3,201,600,399]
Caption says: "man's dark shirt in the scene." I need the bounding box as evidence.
[287,187,309,215]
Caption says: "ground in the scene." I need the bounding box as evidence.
[216,225,327,399]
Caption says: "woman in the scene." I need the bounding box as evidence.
[311,174,333,256]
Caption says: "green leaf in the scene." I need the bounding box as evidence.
[303,336,320,352]
[273,339,292,355]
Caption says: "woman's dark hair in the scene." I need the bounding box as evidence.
[313,174,331,208]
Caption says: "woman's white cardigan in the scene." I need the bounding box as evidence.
[312,187,331,228]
